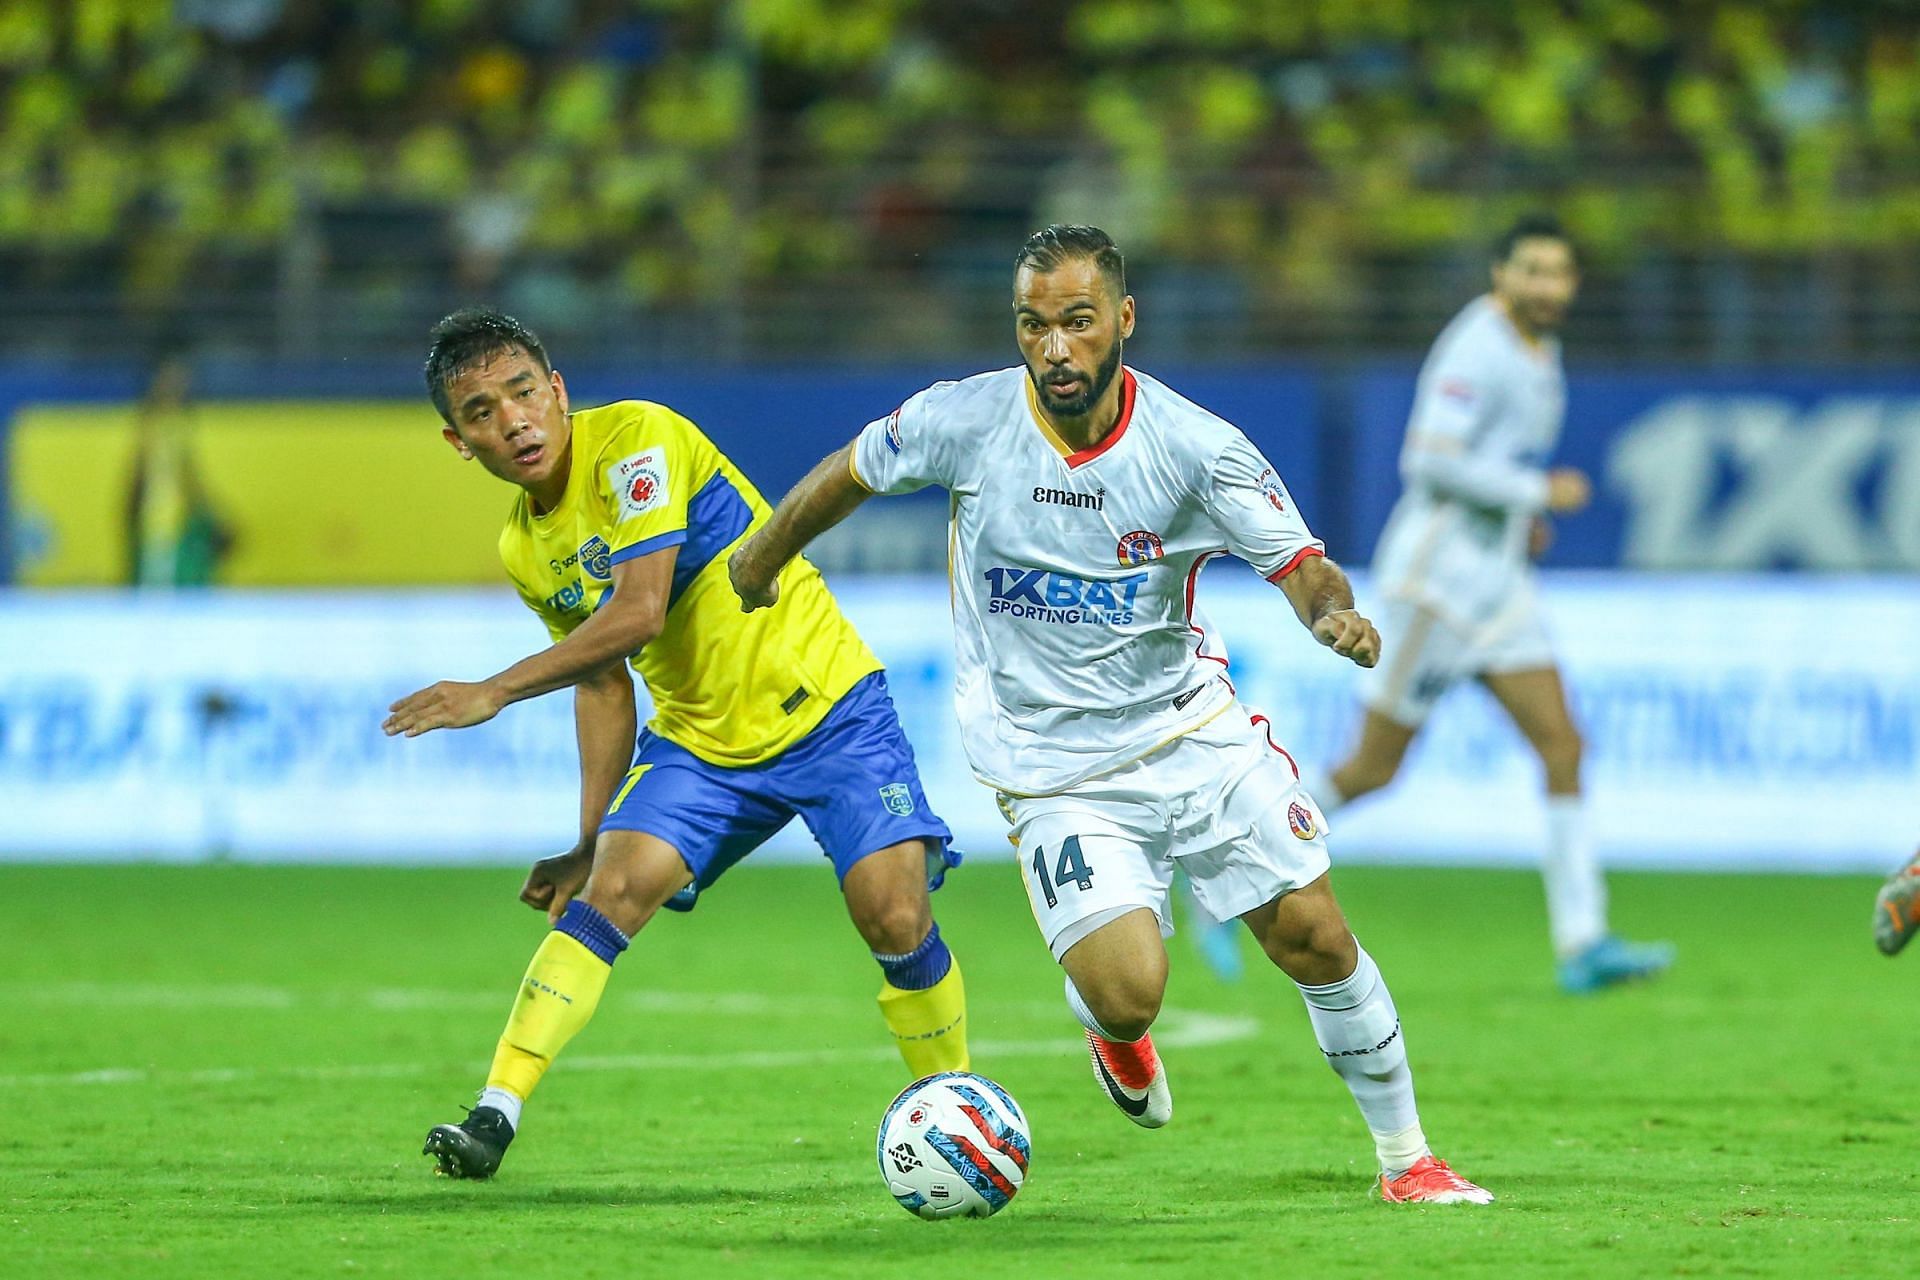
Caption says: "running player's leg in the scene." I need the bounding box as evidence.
[1177,866,1244,981]
[425,827,693,1178]
[1239,877,1489,1203]
[1479,664,1671,991]
[1326,709,1418,813]
[780,672,969,1076]
[426,737,788,1178]
[1005,782,1176,1127]
[1873,846,1920,956]
[1318,601,1447,817]
[1182,709,1489,1202]
[840,839,969,1075]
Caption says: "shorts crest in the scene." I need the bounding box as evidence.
[1287,801,1318,841]
[879,782,916,816]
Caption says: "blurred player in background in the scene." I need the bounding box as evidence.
[123,348,235,588]
[733,225,1491,1204]
[1873,849,1920,955]
[385,308,968,1178]
[1312,214,1673,995]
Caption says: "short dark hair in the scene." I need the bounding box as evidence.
[424,306,552,422]
[1494,213,1573,264]
[1014,224,1127,298]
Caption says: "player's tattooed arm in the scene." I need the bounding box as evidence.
[383,550,671,737]
[1277,554,1381,669]
[729,441,872,612]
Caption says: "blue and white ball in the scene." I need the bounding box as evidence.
[876,1071,1031,1219]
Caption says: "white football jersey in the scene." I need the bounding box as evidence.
[851,365,1323,795]
[1372,294,1565,624]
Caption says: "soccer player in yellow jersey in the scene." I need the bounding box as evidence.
[383,308,968,1179]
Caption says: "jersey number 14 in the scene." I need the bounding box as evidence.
[1030,836,1094,910]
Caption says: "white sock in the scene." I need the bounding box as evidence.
[478,1086,523,1132]
[1063,975,1126,1042]
[1305,770,1349,820]
[1544,795,1608,958]
[1295,945,1426,1175]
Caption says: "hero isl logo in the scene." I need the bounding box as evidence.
[1257,467,1287,514]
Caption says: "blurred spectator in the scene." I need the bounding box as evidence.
[123,351,235,589]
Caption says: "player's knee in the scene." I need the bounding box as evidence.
[1260,914,1357,985]
[580,864,679,934]
[1337,755,1398,799]
[1538,727,1582,784]
[1079,972,1165,1042]
[853,894,933,956]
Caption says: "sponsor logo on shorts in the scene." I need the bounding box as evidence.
[879,782,916,816]
[1116,529,1164,565]
[984,566,1147,626]
[1287,801,1318,841]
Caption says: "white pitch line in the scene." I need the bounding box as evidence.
[0,1010,1260,1090]
[1,982,1098,1020]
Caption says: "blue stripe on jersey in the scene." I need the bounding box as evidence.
[668,470,754,607]
[608,528,689,566]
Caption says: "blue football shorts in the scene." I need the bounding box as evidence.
[600,671,958,911]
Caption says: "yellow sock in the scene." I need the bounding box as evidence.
[484,929,616,1100]
[877,959,969,1076]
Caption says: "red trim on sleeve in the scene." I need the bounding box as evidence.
[1248,713,1301,778]
[1183,552,1230,675]
[1264,545,1326,584]
[1064,368,1137,469]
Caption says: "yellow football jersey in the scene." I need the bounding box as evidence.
[498,400,880,766]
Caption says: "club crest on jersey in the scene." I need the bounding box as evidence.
[1116,530,1164,565]
[579,535,612,581]
[879,782,915,816]
[884,408,903,455]
[1257,467,1288,514]
[1287,801,1318,841]
[608,448,669,518]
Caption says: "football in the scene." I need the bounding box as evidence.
[876,1071,1031,1219]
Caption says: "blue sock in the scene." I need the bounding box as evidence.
[873,922,952,990]
[555,899,631,965]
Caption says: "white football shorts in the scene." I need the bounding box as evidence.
[1360,582,1556,728]
[998,703,1332,960]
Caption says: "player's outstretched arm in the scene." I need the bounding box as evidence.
[729,441,872,612]
[1278,554,1380,669]
[514,662,635,919]
[383,548,673,737]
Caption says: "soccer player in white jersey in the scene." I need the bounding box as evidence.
[729,225,1492,1205]
[1317,214,1672,995]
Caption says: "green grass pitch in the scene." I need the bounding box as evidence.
[1,861,1909,1278]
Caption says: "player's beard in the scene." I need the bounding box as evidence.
[1034,337,1124,419]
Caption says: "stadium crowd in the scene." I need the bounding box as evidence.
[5,0,1918,357]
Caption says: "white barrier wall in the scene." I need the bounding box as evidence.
[2,573,1916,870]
